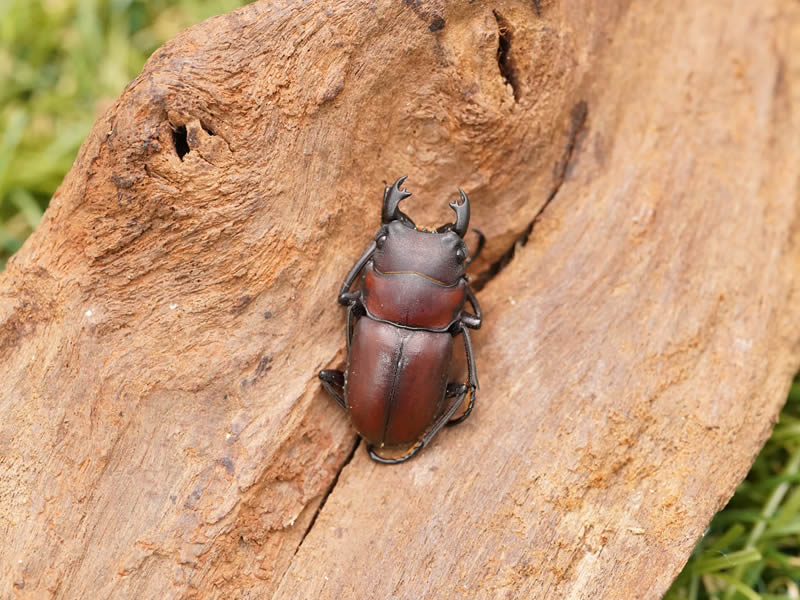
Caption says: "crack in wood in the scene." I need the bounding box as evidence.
[493,10,520,102]
[472,100,588,292]
[282,101,588,583]
[291,436,360,559]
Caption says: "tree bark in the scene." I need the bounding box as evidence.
[2,1,800,598]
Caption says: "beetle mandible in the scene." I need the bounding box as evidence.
[319,176,483,464]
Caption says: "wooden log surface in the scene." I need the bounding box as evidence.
[2,1,800,598]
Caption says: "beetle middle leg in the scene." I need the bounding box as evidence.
[319,369,347,411]
[319,302,362,411]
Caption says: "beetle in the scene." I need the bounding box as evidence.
[319,176,483,464]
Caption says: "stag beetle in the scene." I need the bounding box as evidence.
[319,176,483,464]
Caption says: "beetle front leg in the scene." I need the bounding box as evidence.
[337,240,376,306]
[460,286,482,330]
[464,228,486,266]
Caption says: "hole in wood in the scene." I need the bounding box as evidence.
[493,10,520,102]
[172,125,189,160]
[429,16,445,32]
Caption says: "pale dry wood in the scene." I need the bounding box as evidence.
[1,1,799,599]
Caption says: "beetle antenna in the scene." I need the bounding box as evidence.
[382,176,415,227]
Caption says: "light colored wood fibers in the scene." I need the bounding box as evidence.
[2,1,800,598]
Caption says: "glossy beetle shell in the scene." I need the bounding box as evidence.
[373,221,467,285]
[346,319,452,447]
[319,176,481,464]
[362,265,466,331]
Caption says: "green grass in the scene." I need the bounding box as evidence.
[0,0,250,266]
[1,3,799,597]
[666,380,800,600]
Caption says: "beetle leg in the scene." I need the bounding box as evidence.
[318,369,347,411]
[345,300,365,352]
[337,240,376,306]
[447,386,476,426]
[446,382,468,398]
[464,228,486,266]
[367,439,424,465]
[448,326,478,425]
[444,383,473,425]
[461,286,482,330]
[320,300,361,410]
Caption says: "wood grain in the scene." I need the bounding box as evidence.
[1,1,799,598]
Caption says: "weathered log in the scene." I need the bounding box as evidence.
[2,1,799,598]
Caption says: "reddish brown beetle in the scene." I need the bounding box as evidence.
[319,176,483,464]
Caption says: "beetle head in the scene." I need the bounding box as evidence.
[375,177,472,285]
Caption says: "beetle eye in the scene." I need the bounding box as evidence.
[456,247,467,263]
[376,234,387,249]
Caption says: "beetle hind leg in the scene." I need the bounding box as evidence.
[318,369,347,411]
[445,383,476,426]
[367,439,425,465]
